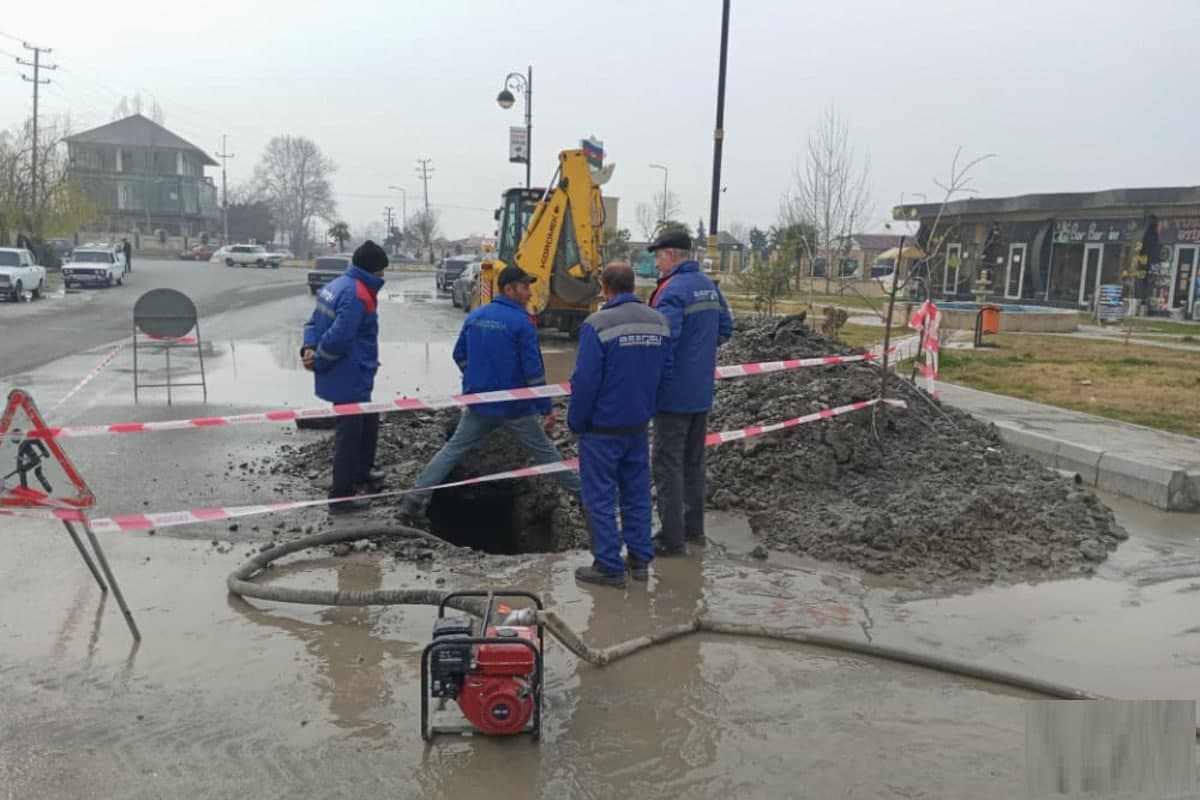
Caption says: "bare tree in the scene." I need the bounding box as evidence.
[635,202,657,240]
[653,189,681,225]
[727,221,748,244]
[251,135,337,256]
[406,208,441,263]
[0,116,95,245]
[782,104,872,292]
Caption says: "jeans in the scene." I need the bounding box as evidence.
[330,412,379,498]
[652,411,708,548]
[579,431,653,574]
[410,410,582,499]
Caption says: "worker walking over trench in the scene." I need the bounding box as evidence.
[647,229,733,555]
[568,263,672,588]
[402,265,582,518]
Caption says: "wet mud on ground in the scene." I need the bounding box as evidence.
[3,285,1197,797]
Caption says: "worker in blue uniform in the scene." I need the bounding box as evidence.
[568,262,673,588]
[301,240,389,513]
[403,265,581,519]
[647,229,734,555]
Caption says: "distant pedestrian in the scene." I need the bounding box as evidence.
[301,240,389,513]
[569,262,672,587]
[402,265,581,518]
[122,238,132,273]
[647,229,733,556]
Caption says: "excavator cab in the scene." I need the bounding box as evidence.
[478,149,611,337]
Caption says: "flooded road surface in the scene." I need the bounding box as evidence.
[3,274,1199,797]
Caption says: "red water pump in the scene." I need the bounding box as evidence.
[421,590,544,740]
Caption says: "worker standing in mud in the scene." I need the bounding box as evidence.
[301,240,389,513]
[402,265,582,519]
[568,262,672,587]
[647,229,733,556]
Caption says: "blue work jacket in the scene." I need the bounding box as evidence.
[303,265,384,404]
[649,260,734,413]
[455,296,552,418]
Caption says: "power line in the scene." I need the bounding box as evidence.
[415,158,434,215]
[17,40,56,234]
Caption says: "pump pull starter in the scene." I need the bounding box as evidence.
[421,589,544,741]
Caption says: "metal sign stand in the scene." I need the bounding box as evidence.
[1,388,142,641]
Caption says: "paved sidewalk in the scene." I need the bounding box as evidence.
[938,383,1200,512]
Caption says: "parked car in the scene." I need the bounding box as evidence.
[307,254,351,295]
[0,247,47,302]
[270,248,295,260]
[435,255,473,292]
[180,244,217,261]
[63,246,126,288]
[45,238,74,264]
[451,261,481,311]
[222,244,283,269]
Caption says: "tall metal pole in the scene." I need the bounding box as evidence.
[388,186,407,232]
[707,0,732,265]
[524,65,532,190]
[18,43,56,237]
[216,135,234,245]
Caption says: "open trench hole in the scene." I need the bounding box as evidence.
[426,480,579,555]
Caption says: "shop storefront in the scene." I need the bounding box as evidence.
[1045,218,1140,309]
[1151,218,1200,318]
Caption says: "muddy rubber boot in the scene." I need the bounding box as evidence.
[626,556,650,582]
[652,536,686,557]
[575,563,626,588]
[684,535,707,548]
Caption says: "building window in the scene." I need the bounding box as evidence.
[943,243,962,295]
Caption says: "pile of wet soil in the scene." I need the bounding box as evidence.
[266,314,1126,588]
[706,314,1126,586]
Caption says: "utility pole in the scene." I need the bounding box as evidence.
[383,206,394,252]
[415,159,434,215]
[215,135,234,244]
[18,42,56,237]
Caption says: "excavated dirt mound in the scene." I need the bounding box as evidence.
[269,314,1127,589]
[707,315,1126,586]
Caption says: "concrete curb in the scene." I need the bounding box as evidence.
[985,419,1199,512]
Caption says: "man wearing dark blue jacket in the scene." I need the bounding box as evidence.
[302,240,389,513]
[403,265,581,518]
[568,263,672,587]
[648,229,734,555]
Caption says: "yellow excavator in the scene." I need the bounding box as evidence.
[475,149,614,337]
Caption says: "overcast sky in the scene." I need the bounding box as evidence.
[2,0,1197,241]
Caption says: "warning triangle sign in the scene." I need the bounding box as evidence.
[0,389,95,509]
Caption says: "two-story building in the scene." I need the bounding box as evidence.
[66,114,220,240]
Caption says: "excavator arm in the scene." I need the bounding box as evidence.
[513,149,610,313]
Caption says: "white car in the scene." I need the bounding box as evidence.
[63,246,126,288]
[0,247,47,302]
[221,244,282,269]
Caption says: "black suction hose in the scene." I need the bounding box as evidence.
[227,526,1198,738]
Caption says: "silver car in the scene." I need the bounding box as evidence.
[451,261,481,311]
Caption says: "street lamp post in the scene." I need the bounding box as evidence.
[496,65,532,190]
[649,164,669,226]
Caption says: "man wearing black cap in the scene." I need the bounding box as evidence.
[646,228,733,555]
[302,240,389,513]
[402,264,582,518]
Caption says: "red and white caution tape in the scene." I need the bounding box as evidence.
[908,301,942,399]
[12,346,911,442]
[50,341,128,413]
[0,397,906,534]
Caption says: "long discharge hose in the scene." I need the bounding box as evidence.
[227,526,1199,738]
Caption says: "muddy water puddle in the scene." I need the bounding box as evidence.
[0,518,1048,799]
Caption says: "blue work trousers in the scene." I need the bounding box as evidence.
[579,431,654,574]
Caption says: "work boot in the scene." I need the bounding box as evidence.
[328,496,372,514]
[575,563,626,588]
[652,536,686,557]
[399,496,428,525]
[626,556,650,582]
[363,468,386,483]
[684,534,707,548]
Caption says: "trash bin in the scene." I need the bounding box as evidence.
[980,303,1002,334]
